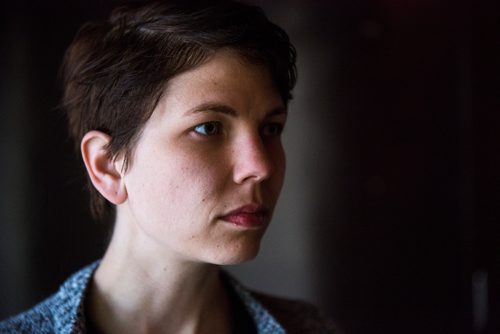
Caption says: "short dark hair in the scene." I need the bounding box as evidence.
[61,0,297,220]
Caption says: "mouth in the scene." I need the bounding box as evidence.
[219,203,270,228]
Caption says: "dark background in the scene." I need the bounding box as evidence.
[1,1,499,333]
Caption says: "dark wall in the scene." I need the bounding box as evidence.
[294,1,499,333]
[1,1,499,333]
[0,0,111,315]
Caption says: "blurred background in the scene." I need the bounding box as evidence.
[0,0,499,333]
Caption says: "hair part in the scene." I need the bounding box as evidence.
[61,0,297,220]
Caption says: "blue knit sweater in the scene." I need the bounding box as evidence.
[0,262,287,334]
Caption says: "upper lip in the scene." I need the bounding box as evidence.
[220,203,270,217]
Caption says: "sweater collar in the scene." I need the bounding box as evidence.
[53,261,285,334]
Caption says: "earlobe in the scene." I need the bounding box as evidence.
[81,131,127,205]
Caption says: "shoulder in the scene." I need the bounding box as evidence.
[0,261,99,334]
[224,272,338,334]
[250,291,337,334]
[0,296,57,334]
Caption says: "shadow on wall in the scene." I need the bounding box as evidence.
[1,1,499,333]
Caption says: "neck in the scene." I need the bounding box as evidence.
[86,214,231,334]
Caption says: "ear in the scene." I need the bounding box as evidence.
[81,131,127,205]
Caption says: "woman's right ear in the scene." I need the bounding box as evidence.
[80,131,127,205]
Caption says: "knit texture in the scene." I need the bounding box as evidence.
[0,262,333,333]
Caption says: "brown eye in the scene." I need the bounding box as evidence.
[193,122,222,136]
[261,123,284,137]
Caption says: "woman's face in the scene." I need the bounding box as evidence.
[119,51,287,265]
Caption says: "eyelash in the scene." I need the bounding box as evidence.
[192,121,284,138]
[193,121,222,136]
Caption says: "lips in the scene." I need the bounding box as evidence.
[219,204,270,228]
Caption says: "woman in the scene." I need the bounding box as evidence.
[0,1,334,333]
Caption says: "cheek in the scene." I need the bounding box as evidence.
[127,150,229,216]
[267,145,286,197]
[274,142,286,173]
[276,153,286,189]
[177,161,229,203]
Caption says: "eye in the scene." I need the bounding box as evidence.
[261,122,284,137]
[193,121,222,136]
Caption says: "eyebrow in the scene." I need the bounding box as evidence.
[185,102,287,117]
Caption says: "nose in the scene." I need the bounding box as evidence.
[232,134,274,184]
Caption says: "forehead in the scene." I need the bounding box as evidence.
[158,50,283,116]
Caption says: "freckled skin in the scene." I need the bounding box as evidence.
[119,51,287,265]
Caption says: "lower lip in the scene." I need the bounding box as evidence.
[221,213,267,228]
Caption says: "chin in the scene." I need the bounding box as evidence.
[206,238,263,265]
